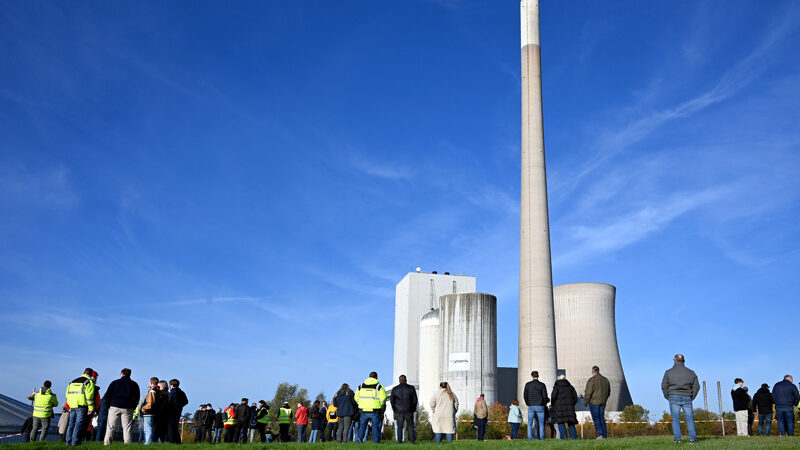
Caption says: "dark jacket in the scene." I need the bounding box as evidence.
[154,389,170,421]
[390,382,418,414]
[550,379,578,424]
[333,388,356,417]
[523,379,549,406]
[249,405,257,427]
[753,387,774,415]
[661,362,700,399]
[235,403,250,426]
[168,387,189,416]
[310,406,322,430]
[772,379,800,407]
[103,375,141,409]
[731,387,750,411]
[214,411,224,428]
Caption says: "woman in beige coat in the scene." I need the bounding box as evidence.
[430,382,459,444]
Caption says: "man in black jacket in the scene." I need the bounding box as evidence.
[194,405,208,443]
[753,384,774,436]
[102,368,141,444]
[234,398,250,444]
[523,371,549,441]
[389,375,418,444]
[731,378,749,437]
[166,379,188,444]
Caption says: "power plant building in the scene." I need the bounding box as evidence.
[554,283,633,411]
[393,271,476,388]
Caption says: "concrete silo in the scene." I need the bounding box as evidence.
[553,283,633,411]
[439,293,498,410]
[417,308,441,412]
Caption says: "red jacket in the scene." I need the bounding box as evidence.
[295,405,309,425]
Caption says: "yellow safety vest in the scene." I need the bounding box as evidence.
[354,378,386,412]
[32,389,58,418]
[278,408,291,424]
[224,409,237,426]
[327,405,339,423]
[65,375,95,412]
[257,407,270,424]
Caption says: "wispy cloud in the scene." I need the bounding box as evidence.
[0,165,78,210]
[349,155,412,180]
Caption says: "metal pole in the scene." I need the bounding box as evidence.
[703,381,708,411]
[717,381,725,436]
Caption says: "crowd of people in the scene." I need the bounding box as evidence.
[19,357,800,445]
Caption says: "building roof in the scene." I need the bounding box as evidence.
[0,393,33,430]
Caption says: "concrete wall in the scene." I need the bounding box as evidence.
[418,308,440,412]
[553,282,633,412]
[393,272,476,387]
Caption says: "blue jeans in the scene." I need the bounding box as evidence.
[94,414,107,441]
[758,413,772,436]
[143,416,154,445]
[776,406,794,436]
[434,433,453,443]
[510,422,520,439]
[66,407,87,446]
[589,403,607,438]
[350,422,359,442]
[297,424,307,442]
[557,423,577,439]
[358,412,381,443]
[309,429,319,442]
[668,395,696,442]
[527,406,546,440]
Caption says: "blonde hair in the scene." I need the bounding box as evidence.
[440,382,455,402]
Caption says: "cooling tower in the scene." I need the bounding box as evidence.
[519,0,558,404]
[418,308,441,412]
[439,293,498,410]
[553,283,633,411]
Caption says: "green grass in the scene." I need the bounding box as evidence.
[7,437,800,449]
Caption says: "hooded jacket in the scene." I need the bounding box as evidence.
[551,379,578,425]
[731,386,750,411]
[752,387,774,415]
[334,387,356,417]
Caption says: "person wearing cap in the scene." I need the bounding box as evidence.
[277,402,292,443]
[65,368,97,446]
[28,380,58,442]
[753,383,774,436]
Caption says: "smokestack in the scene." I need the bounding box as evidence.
[518,0,558,406]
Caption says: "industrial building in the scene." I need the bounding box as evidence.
[389,1,633,417]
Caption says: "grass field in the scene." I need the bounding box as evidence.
[6,437,800,449]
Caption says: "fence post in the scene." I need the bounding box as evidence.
[702,380,708,412]
[717,381,725,436]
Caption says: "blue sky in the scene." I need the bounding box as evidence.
[1,0,799,418]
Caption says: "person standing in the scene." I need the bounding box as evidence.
[223,403,237,443]
[333,383,356,442]
[27,380,58,442]
[430,382,458,444]
[296,401,309,442]
[390,375,418,444]
[255,401,270,443]
[507,400,522,439]
[247,402,258,443]
[65,368,97,446]
[731,378,749,436]
[212,407,224,443]
[194,405,207,443]
[523,370,549,441]
[772,374,800,436]
[551,375,579,440]
[137,377,161,445]
[232,398,250,444]
[153,381,170,443]
[473,394,488,441]
[167,379,188,444]
[277,402,292,443]
[661,354,700,444]
[320,401,328,442]
[102,368,141,444]
[309,401,322,443]
[354,372,387,444]
[584,366,611,440]
[326,402,339,442]
[753,383,774,436]
[745,387,755,436]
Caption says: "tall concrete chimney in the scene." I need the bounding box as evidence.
[518,0,558,407]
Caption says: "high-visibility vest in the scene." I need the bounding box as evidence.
[66,375,95,411]
[32,389,57,418]
[327,405,339,423]
[257,407,270,424]
[224,408,237,426]
[354,378,386,412]
[278,408,291,424]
